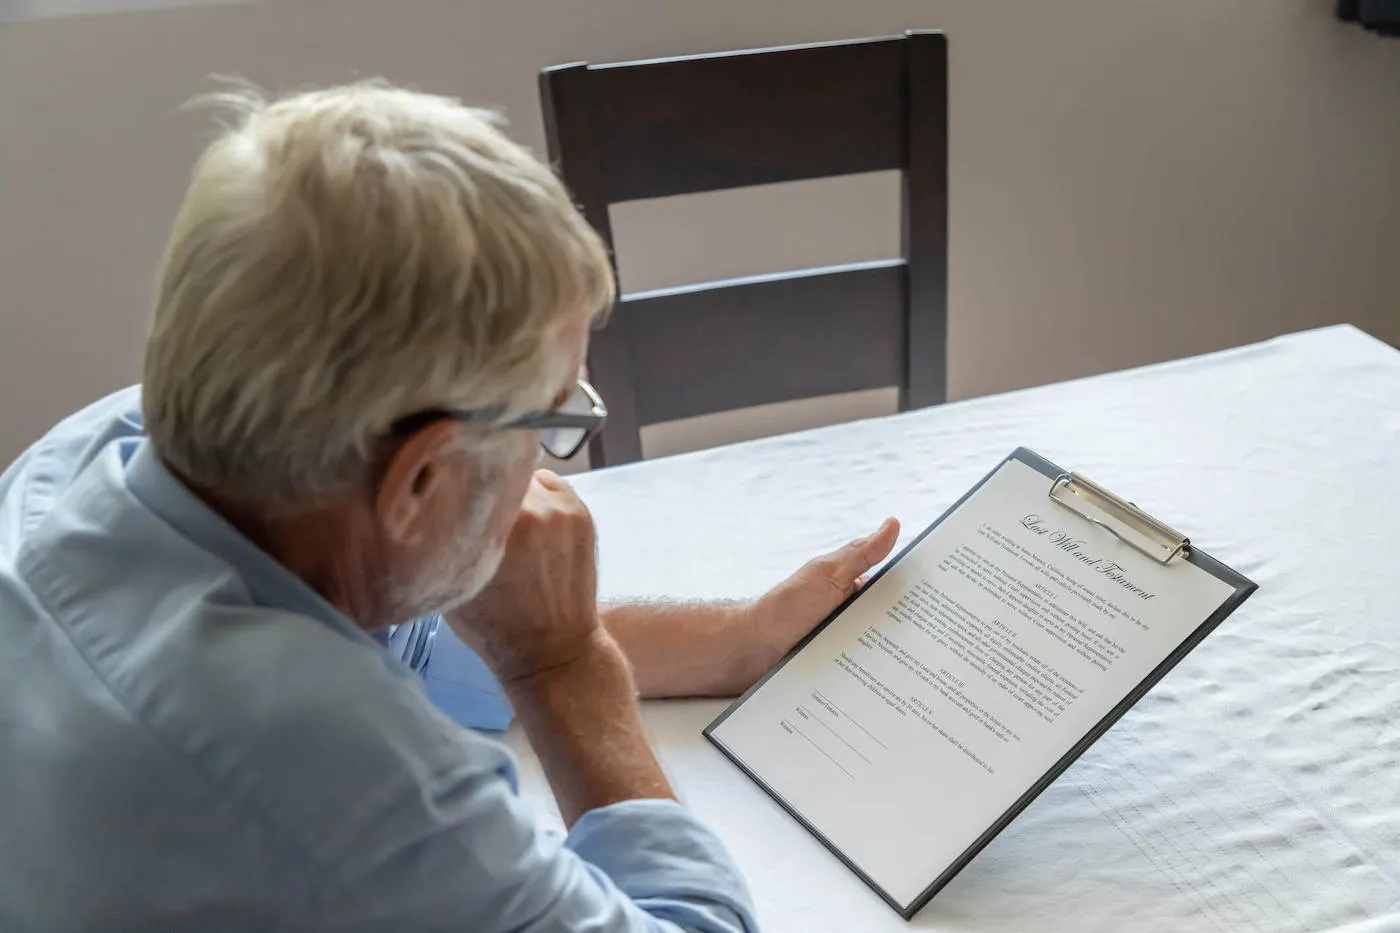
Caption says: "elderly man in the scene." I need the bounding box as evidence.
[0,84,899,931]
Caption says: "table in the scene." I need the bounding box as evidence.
[506,325,1400,932]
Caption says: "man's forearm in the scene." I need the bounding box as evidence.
[501,626,674,827]
[602,601,770,699]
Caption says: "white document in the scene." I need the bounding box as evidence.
[708,455,1245,913]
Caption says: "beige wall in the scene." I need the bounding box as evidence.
[3,0,1399,464]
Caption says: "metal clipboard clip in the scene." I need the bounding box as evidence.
[1048,472,1190,565]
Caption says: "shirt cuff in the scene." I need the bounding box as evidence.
[566,798,758,932]
[417,616,515,731]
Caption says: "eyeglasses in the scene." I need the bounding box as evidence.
[390,378,608,461]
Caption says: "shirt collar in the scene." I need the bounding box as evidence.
[122,439,389,656]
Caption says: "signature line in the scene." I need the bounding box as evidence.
[798,705,873,764]
[787,721,855,780]
[813,690,888,749]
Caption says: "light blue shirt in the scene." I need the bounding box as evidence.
[0,387,757,933]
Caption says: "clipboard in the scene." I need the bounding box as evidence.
[704,447,1258,919]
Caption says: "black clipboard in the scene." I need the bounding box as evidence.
[704,447,1258,919]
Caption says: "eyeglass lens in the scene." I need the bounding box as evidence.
[541,382,593,459]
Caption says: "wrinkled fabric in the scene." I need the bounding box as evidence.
[519,325,1400,932]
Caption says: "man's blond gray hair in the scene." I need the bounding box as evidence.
[142,81,613,503]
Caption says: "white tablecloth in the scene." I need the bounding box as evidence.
[506,325,1400,932]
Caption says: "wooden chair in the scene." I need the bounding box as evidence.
[540,31,948,466]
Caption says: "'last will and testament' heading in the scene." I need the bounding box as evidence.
[1018,514,1156,601]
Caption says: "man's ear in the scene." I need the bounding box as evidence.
[375,420,466,546]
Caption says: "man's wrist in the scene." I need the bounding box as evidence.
[599,599,783,698]
[445,607,609,685]
[502,626,637,704]
[503,627,672,822]
[733,598,792,685]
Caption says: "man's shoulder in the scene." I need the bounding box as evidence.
[12,387,144,482]
[167,604,515,864]
[0,388,521,877]
[49,580,513,870]
[10,461,511,873]
[0,581,517,925]
[107,581,517,864]
[1,386,144,549]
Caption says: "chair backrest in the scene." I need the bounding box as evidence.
[540,31,948,466]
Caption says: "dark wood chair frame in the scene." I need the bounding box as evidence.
[540,30,949,466]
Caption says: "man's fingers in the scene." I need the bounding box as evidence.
[862,517,900,565]
[533,469,566,491]
[527,470,585,506]
[816,518,901,591]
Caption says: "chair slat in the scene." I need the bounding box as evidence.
[622,260,906,425]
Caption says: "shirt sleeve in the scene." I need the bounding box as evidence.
[415,616,515,732]
[309,760,758,933]
[566,800,760,933]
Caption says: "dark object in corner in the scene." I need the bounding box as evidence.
[1338,0,1400,36]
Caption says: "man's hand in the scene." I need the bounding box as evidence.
[446,470,675,825]
[602,519,901,698]
[741,518,901,683]
[444,470,602,684]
